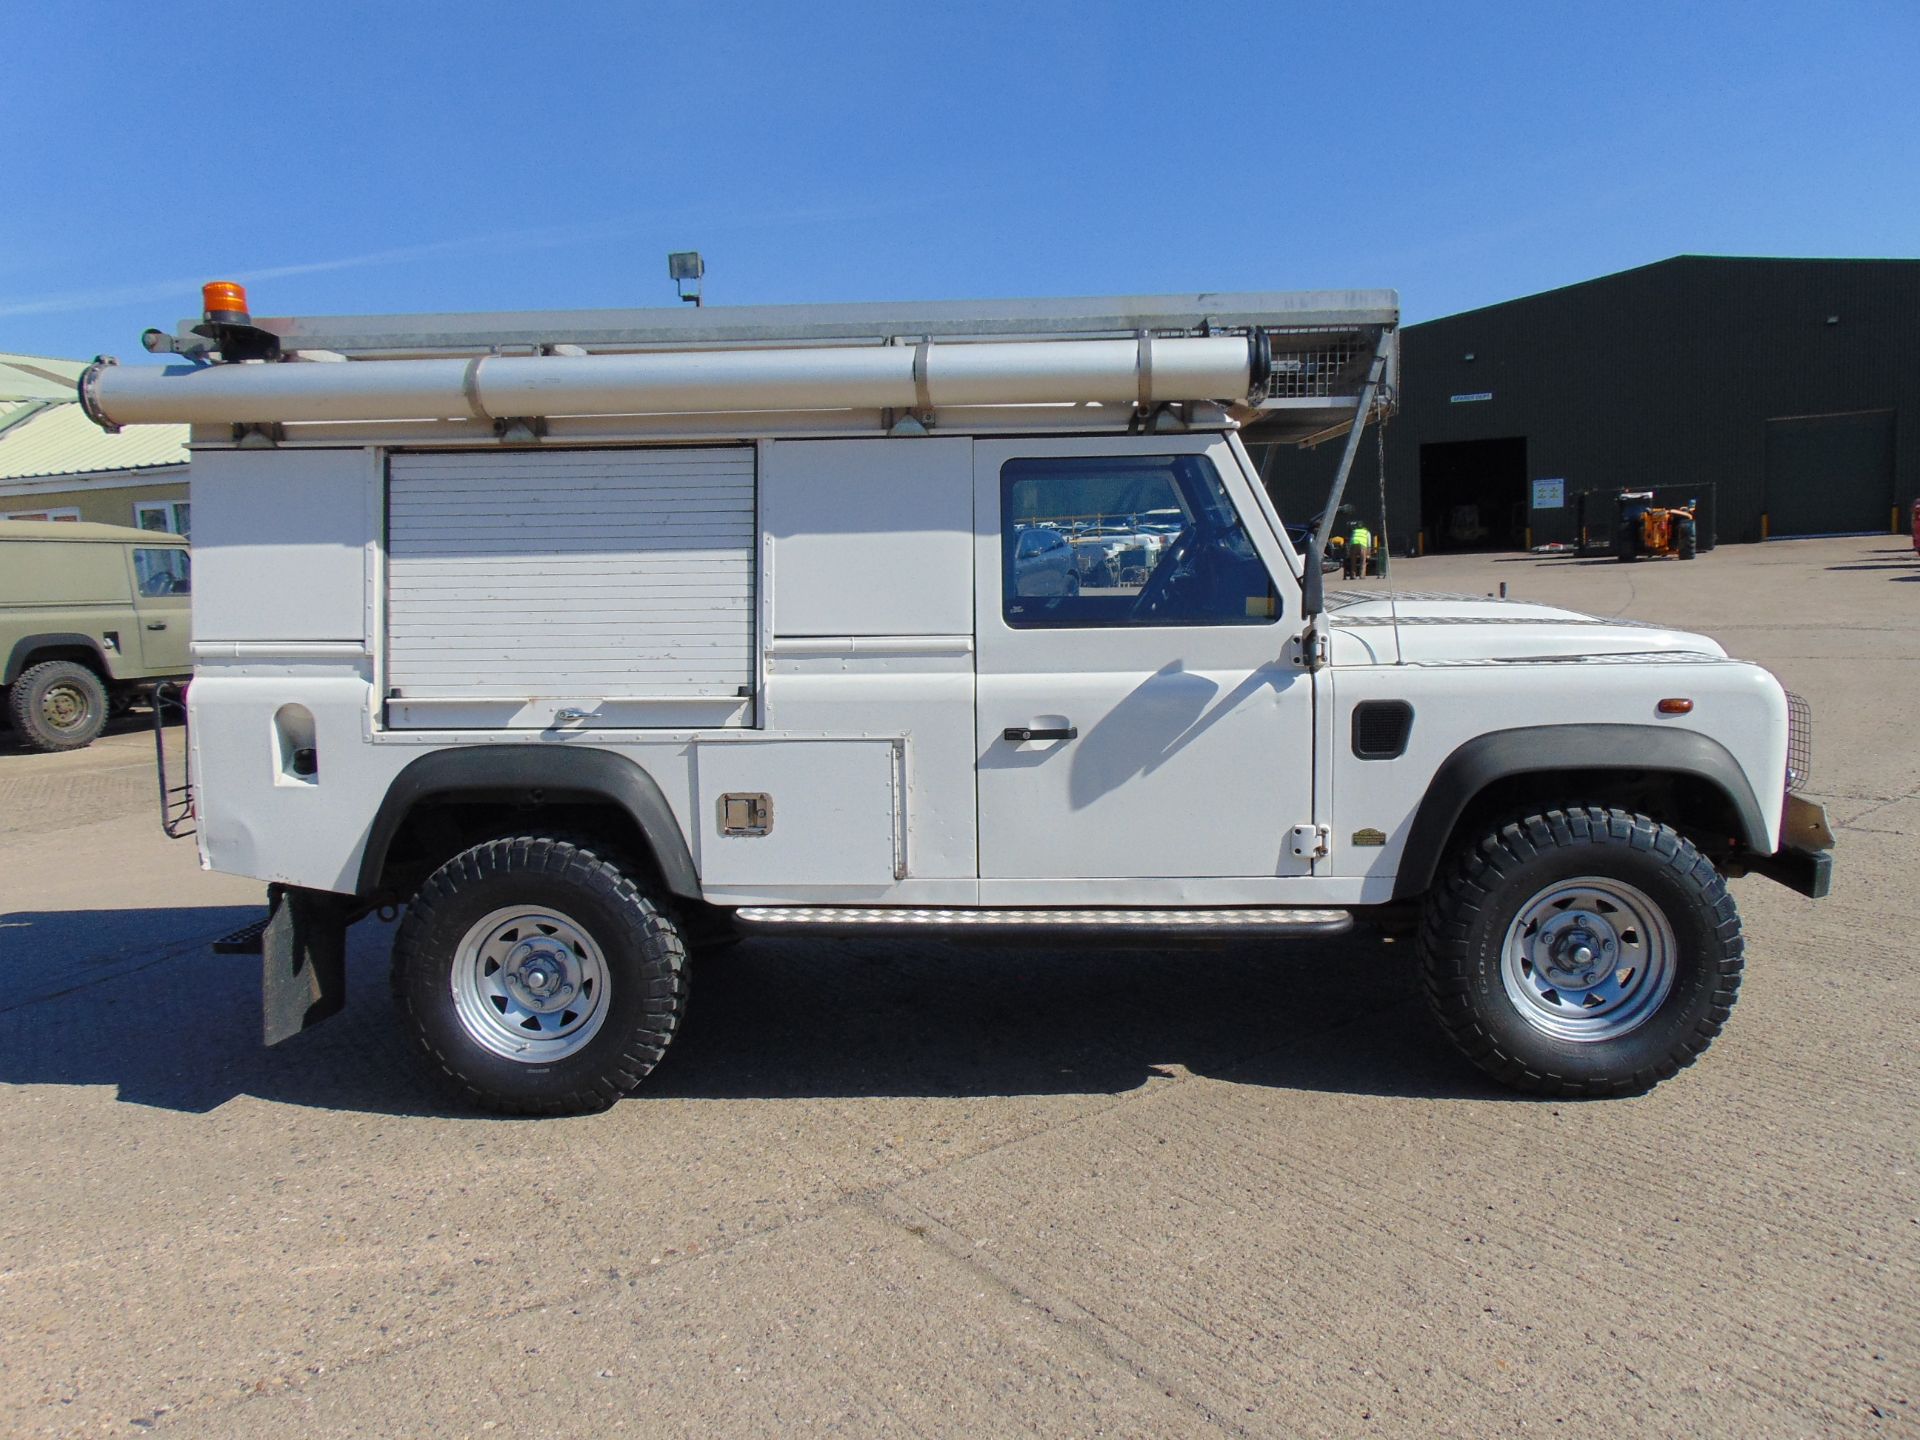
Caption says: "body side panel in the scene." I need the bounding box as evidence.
[1327,660,1787,892]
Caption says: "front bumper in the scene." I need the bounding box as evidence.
[1742,844,1833,900]
[1730,795,1835,899]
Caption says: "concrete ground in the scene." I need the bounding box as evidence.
[0,535,1912,1438]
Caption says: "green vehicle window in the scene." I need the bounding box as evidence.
[134,548,191,597]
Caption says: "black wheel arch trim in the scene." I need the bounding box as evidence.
[1391,723,1771,901]
[355,745,702,901]
[5,633,112,686]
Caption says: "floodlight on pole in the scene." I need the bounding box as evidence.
[668,251,705,306]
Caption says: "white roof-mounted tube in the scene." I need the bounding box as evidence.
[81,334,1258,429]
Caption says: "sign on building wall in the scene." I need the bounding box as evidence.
[1531,478,1566,510]
[1449,392,1493,404]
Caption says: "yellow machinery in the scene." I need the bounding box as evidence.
[1614,490,1698,562]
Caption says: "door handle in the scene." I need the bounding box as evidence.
[145,621,167,631]
[1003,725,1077,743]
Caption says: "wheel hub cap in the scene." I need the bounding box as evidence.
[504,941,575,1009]
[42,684,87,729]
[450,906,610,1062]
[1500,878,1677,1043]
[1537,912,1614,987]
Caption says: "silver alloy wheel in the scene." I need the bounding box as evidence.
[41,682,90,731]
[450,905,611,1062]
[1499,876,1677,1043]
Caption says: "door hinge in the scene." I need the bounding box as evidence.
[1289,824,1331,861]
[1293,626,1329,670]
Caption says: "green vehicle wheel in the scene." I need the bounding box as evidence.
[8,660,109,752]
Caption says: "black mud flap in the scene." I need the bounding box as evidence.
[261,884,350,1045]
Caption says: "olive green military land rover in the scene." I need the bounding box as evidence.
[0,520,191,752]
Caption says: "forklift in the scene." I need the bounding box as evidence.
[1614,489,1698,562]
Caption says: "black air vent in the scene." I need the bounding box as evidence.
[1352,701,1414,760]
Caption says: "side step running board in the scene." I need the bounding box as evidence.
[212,915,270,955]
[733,906,1352,939]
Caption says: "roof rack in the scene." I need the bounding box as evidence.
[175,289,1399,361]
[103,289,1397,444]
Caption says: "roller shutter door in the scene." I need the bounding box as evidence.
[385,446,755,729]
[1764,411,1895,538]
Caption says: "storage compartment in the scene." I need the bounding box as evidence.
[761,437,973,637]
[176,447,374,642]
[694,739,903,886]
[384,446,755,729]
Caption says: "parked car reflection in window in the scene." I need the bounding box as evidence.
[1002,455,1278,628]
[1011,525,1078,596]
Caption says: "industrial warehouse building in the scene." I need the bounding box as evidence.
[1259,256,1920,551]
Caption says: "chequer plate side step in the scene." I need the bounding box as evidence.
[211,915,270,955]
[732,906,1353,938]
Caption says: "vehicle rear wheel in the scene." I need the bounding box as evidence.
[8,660,108,752]
[1677,517,1697,559]
[394,836,688,1114]
[1420,806,1742,1096]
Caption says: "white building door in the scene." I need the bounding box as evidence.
[972,435,1316,886]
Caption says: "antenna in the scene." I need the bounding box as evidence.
[1373,393,1403,663]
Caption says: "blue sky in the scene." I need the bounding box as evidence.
[3,1,1915,361]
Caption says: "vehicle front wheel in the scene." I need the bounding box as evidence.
[1613,520,1638,562]
[8,660,108,751]
[393,836,688,1114]
[1420,807,1743,1096]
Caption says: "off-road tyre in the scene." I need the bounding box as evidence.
[1420,806,1743,1097]
[1677,517,1697,559]
[1613,519,1639,563]
[394,836,688,1115]
[8,660,108,752]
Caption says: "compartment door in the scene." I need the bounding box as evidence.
[694,739,903,887]
[385,446,755,729]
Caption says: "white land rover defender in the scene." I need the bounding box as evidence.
[85,284,1833,1114]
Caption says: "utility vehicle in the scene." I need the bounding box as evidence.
[0,519,191,751]
[85,282,1831,1113]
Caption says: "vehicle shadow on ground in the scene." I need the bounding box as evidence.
[0,907,1523,1116]
[1503,555,1634,568]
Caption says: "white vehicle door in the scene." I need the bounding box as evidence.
[973,435,1315,882]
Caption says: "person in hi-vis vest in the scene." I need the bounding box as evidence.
[1343,520,1373,579]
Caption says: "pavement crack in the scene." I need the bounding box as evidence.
[867,1190,1251,1438]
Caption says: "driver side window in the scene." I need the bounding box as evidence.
[133,546,191,597]
[1000,455,1278,629]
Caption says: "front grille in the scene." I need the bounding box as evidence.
[1785,691,1812,792]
